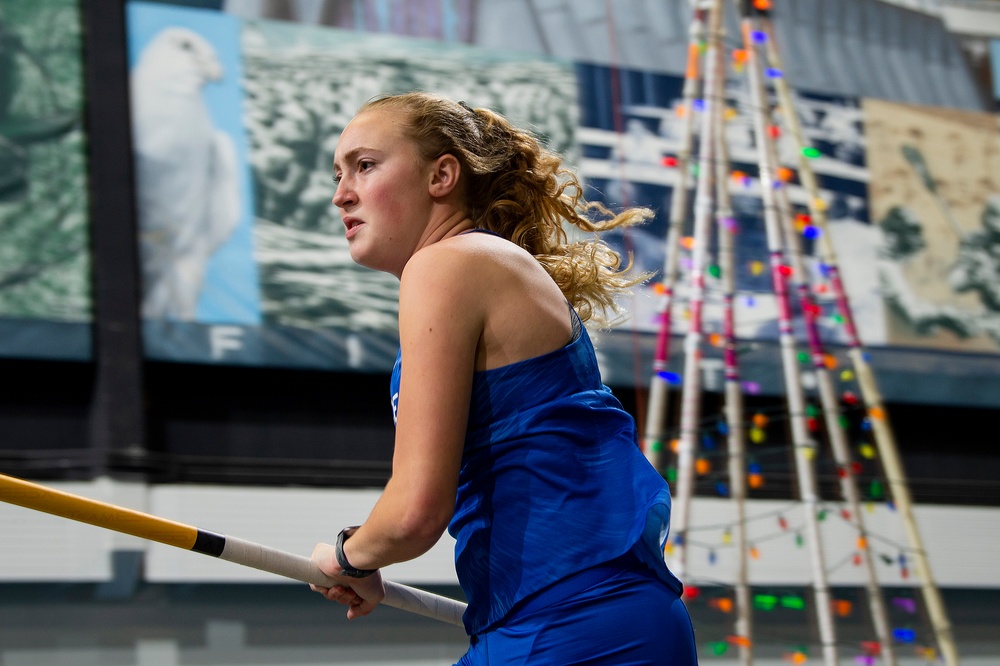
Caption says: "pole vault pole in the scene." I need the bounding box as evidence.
[738,5,839,664]
[642,0,708,472]
[758,14,959,666]
[671,0,725,579]
[0,473,466,628]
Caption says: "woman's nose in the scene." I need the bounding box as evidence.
[332,182,354,208]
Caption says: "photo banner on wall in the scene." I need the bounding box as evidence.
[573,62,1000,407]
[574,63,878,387]
[124,2,1000,406]
[864,98,1000,354]
[0,0,92,360]
[126,0,576,370]
[127,2,264,364]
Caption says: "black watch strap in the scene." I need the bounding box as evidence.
[335,526,377,578]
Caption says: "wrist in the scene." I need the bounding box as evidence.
[335,526,378,578]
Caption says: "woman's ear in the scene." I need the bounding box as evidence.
[428,153,461,198]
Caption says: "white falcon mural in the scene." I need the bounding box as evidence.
[131,26,241,320]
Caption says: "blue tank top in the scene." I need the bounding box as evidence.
[389,305,682,636]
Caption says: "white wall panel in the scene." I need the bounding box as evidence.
[1,479,994,588]
[0,479,130,581]
[144,484,458,584]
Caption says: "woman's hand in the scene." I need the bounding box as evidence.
[310,542,386,620]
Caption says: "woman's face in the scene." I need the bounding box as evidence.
[332,109,435,277]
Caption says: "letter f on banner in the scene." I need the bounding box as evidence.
[210,325,244,359]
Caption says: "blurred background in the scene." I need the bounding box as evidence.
[1,0,1000,663]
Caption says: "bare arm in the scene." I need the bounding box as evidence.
[311,245,481,615]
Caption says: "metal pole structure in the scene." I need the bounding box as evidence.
[772,178,897,666]
[643,0,709,472]
[773,150,898,666]
[0,473,467,627]
[756,54,898,664]
[670,0,725,578]
[759,15,959,666]
[714,72,754,666]
[738,6,839,664]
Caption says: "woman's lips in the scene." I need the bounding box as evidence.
[343,216,364,239]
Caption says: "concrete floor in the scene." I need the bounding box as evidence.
[0,583,995,665]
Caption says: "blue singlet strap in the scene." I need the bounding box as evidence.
[459,228,503,238]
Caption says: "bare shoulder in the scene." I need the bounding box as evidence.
[401,232,538,297]
[403,232,572,370]
[396,234,497,327]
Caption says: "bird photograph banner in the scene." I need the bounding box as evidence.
[125,0,576,371]
[127,2,263,364]
[0,0,93,360]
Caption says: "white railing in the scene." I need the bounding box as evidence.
[887,0,1000,13]
[943,0,1000,10]
[876,0,943,13]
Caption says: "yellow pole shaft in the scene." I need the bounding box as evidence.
[0,473,198,550]
[0,472,469,627]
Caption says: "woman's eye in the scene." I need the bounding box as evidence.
[359,160,374,172]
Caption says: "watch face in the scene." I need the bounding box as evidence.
[336,527,375,577]
[340,567,373,578]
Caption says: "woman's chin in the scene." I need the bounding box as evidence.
[348,246,392,275]
[347,242,371,267]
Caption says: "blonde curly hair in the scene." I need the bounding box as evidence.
[359,92,652,324]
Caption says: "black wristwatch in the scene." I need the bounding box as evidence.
[335,526,377,578]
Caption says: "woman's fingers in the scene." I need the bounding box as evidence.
[342,572,386,619]
[311,542,339,577]
[346,594,378,619]
[310,583,359,605]
[309,543,386,619]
